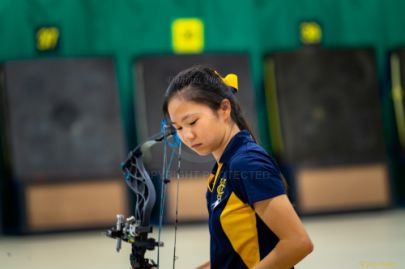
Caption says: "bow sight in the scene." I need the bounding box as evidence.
[106,214,161,268]
[106,125,180,269]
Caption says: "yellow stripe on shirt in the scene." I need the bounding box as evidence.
[220,192,260,268]
[207,162,223,192]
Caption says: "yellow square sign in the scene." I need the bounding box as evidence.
[36,26,60,51]
[172,18,204,53]
[300,21,322,45]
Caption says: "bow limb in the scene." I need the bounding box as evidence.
[107,127,179,269]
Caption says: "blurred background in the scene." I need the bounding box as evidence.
[0,0,405,268]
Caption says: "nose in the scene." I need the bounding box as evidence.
[183,129,196,144]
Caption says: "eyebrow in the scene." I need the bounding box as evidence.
[171,113,199,125]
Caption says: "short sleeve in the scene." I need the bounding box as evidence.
[228,150,286,206]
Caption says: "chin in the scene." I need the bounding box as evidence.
[192,148,211,156]
[196,151,211,157]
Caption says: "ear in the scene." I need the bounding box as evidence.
[219,99,232,121]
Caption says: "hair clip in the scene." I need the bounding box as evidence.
[214,70,239,94]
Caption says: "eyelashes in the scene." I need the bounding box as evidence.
[175,119,198,131]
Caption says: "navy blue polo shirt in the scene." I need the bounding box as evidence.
[206,130,287,269]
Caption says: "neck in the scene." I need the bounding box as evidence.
[213,123,240,163]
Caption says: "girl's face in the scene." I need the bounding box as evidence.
[167,97,230,157]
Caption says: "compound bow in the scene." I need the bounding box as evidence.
[106,124,181,269]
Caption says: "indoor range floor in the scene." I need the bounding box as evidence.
[1,209,404,269]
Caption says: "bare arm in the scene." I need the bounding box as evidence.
[195,260,210,269]
[252,194,313,269]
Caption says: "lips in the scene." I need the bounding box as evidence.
[191,143,202,149]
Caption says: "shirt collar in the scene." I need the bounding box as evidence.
[218,129,253,164]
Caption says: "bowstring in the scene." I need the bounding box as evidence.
[172,142,181,269]
[157,130,167,268]
[157,125,179,268]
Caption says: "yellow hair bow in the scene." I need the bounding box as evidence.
[214,70,239,94]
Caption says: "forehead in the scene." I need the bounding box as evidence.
[167,97,212,123]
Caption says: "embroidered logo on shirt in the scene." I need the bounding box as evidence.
[212,178,227,210]
[216,178,227,200]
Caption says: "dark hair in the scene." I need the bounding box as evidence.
[162,65,256,142]
[162,65,290,192]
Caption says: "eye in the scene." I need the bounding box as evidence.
[176,126,183,131]
[190,119,198,125]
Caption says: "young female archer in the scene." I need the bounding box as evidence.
[162,65,313,269]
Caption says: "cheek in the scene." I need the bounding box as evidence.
[203,124,223,144]
[177,132,187,144]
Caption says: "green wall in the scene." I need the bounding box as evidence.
[1,0,404,200]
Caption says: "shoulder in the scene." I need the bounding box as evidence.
[225,141,286,205]
[228,141,279,174]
